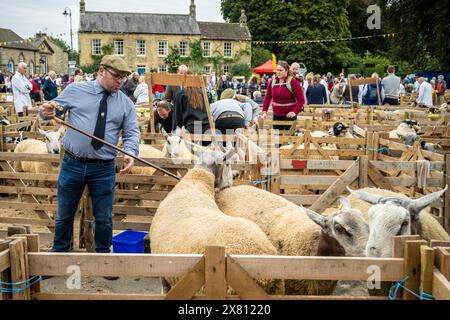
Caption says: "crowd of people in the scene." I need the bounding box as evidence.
[2,59,447,134]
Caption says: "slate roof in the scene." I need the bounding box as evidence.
[79,11,252,41]
[0,28,38,51]
[198,22,251,41]
[79,12,201,35]
[30,37,55,54]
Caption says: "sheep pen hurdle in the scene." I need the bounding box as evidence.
[0,150,260,248]
[0,234,448,300]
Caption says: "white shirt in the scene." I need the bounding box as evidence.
[133,82,150,104]
[400,83,406,95]
[319,79,330,104]
[133,82,149,105]
[303,82,310,104]
[11,72,32,113]
[417,81,433,107]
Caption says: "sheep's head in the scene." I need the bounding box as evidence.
[347,186,448,257]
[193,142,235,190]
[162,127,188,158]
[38,127,63,154]
[304,197,369,257]
[329,122,348,137]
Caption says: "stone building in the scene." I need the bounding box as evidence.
[78,0,251,75]
[0,28,69,75]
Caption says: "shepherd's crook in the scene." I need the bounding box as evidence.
[52,116,181,180]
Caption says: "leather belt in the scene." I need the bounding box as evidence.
[217,114,244,120]
[64,149,114,164]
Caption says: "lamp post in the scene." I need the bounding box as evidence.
[63,7,74,71]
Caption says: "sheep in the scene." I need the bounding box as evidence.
[14,127,63,174]
[129,144,165,176]
[215,185,369,295]
[389,120,421,145]
[421,141,442,152]
[150,145,284,295]
[161,127,198,162]
[347,186,450,258]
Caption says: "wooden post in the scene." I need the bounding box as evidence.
[147,74,156,135]
[420,245,434,297]
[0,239,12,300]
[445,154,450,232]
[200,76,216,135]
[403,240,428,300]
[204,246,227,300]
[359,155,369,188]
[79,186,95,252]
[8,237,30,300]
[310,160,359,213]
[164,257,205,300]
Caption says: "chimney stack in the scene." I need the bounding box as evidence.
[189,0,196,19]
[80,0,86,15]
[239,9,247,27]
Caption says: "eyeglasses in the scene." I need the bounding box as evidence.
[104,67,127,82]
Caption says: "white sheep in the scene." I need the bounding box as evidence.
[150,146,284,295]
[161,127,198,162]
[14,127,63,174]
[129,144,165,176]
[389,120,421,146]
[347,187,450,258]
[216,186,369,295]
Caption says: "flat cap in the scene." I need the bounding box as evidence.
[100,55,131,75]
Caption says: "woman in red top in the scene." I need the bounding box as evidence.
[29,75,41,103]
[261,61,305,130]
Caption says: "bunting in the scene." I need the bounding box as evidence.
[252,33,397,46]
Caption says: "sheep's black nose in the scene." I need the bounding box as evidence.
[53,149,60,154]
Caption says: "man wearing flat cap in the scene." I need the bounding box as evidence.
[41,56,140,258]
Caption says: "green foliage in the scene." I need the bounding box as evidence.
[221,0,353,73]
[230,63,252,78]
[379,0,450,70]
[164,45,182,73]
[81,43,113,74]
[251,47,272,68]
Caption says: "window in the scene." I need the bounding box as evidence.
[203,41,211,57]
[179,41,189,57]
[158,41,168,57]
[114,39,124,55]
[136,40,146,56]
[91,39,102,55]
[29,60,34,75]
[18,53,25,63]
[223,65,230,74]
[224,42,232,58]
[203,66,211,74]
[158,65,167,73]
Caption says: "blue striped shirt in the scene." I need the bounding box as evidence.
[40,80,140,160]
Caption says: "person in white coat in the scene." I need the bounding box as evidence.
[133,76,149,105]
[11,62,32,117]
[416,77,433,108]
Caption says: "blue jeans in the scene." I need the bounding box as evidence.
[52,155,116,253]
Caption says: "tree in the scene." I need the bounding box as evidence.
[164,45,182,73]
[221,0,354,73]
[251,47,272,68]
[230,63,252,78]
[379,0,450,70]
[48,36,80,65]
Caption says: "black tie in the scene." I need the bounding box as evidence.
[91,90,109,150]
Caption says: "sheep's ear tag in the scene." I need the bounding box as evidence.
[338,203,343,210]
[192,146,197,152]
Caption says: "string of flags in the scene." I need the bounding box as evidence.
[252,33,397,45]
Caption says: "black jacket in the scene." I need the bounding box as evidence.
[172,90,210,133]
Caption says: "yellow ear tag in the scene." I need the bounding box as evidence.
[338,203,343,210]
[193,146,197,152]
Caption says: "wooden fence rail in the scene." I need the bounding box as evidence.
[0,235,448,300]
